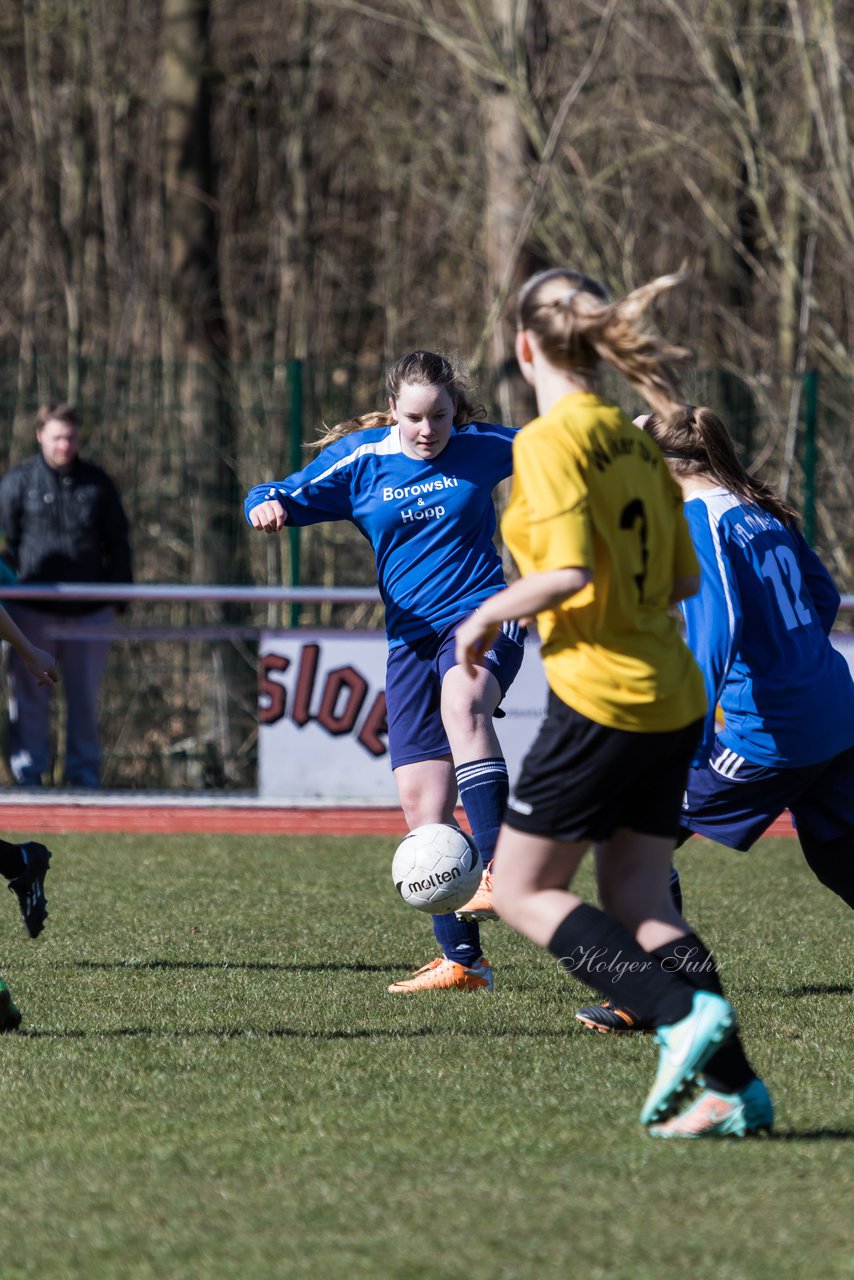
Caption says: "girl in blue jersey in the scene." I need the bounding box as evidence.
[647,405,854,905]
[245,351,525,993]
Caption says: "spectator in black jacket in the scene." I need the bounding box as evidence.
[0,404,132,787]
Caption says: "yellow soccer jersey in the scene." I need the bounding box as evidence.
[501,391,706,731]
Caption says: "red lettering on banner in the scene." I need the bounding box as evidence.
[292,643,319,725]
[317,666,368,735]
[358,691,388,757]
[260,641,389,758]
[258,653,290,724]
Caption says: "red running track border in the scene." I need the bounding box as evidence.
[0,804,797,838]
[0,805,408,836]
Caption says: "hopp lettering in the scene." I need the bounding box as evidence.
[400,504,445,524]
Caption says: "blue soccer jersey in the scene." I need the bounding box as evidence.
[680,487,854,768]
[245,421,517,646]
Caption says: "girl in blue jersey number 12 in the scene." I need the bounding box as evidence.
[647,405,854,909]
[245,351,525,994]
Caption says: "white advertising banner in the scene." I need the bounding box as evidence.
[258,627,854,802]
[258,630,548,802]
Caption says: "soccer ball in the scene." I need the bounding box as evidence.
[391,823,482,915]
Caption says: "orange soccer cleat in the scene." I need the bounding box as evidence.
[455,862,497,922]
[387,955,494,994]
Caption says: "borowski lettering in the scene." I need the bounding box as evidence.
[382,477,458,501]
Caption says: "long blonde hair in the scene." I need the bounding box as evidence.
[312,350,486,449]
[516,267,691,418]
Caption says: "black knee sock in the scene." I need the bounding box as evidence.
[800,833,854,910]
[548,903,695,1028]
[651,932,755,1093]
[0,840,25,879]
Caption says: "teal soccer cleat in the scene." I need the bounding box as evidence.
[648,1078,774,1138]
[640,991,736,1126]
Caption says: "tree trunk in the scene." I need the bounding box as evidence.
[482,0,539,432]
[161,0,244,782]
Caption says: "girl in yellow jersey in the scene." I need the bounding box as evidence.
[455,268,772,1138]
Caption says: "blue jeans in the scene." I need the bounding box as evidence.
[6,603,113,787]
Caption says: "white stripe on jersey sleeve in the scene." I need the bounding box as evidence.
[290,426,402,497]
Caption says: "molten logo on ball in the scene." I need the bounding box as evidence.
[391,823,482,915]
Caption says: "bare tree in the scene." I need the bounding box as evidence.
[161,0,245,775]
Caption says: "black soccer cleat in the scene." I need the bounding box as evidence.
[0,980,22,1032]
[575,998,653,1034]
[8,842,52,938]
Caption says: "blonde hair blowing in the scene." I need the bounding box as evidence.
[312,410,393,450]
[517,269,691,419]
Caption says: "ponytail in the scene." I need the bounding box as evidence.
[643,406,800,526]
[516,268,691,419]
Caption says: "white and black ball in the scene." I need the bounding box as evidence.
[391,823,482,914]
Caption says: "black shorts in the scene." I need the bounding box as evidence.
[505,690,703,843]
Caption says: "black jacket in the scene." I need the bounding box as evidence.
[0,452,133,614]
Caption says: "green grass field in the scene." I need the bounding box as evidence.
[0,832,851,1280]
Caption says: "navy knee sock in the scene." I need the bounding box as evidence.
[455,757,508,871]
[432,910,482,966]
[431,757,510,966]
[669,865,683,914]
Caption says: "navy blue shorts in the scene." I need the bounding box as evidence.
[681,738,854,850]
[505,690,703,843]
[386,619,526,769]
